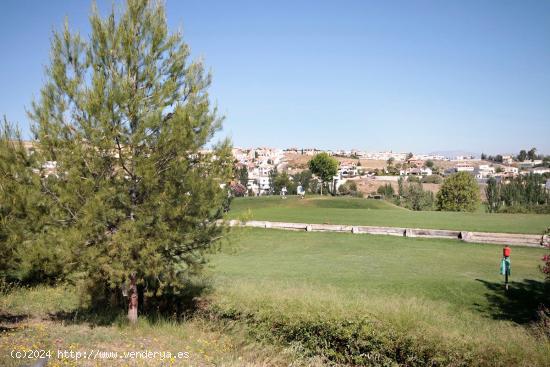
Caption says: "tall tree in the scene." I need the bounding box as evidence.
[518,150,527,162]
[28,0,232,322]
[238,165,249,186]
[485,177,501,213]
[528,147,537,161]
[436,172,480,212]
[308,153,338,195]
[292,169,312,192]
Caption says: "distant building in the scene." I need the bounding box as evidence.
[530,167,550,175]
[452,155,476,161]
[502,166,519,175]
[338,164,358,178]
[518,160,543,168]
[454,164,475,172]
[474,165,495,179]
[502,155,514,165]
[400,167,432,176]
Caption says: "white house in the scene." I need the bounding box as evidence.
[519,160,544,168]
[502,166,519,175]
[338,164,358,178]
[474,165,495,179]
[454,164,475,172]
[502,155,514,165]
[531,167,550,175]
[246,176,271,195]
[400,167,432,176]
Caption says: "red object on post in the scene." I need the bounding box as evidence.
[503,246,511,258]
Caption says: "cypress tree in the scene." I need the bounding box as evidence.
[485,177,501,213]
[28,0,232,322]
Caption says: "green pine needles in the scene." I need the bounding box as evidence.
[2,0,233,321]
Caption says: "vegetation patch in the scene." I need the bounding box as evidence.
[228,196,550,234]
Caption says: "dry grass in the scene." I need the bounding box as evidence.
[0,285,321,367]
[211,281,550,367]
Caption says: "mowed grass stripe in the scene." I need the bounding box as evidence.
[227,196,550,234]
[213,228,547,314]
[209,228,550,365]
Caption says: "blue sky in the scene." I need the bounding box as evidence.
[1,1,549,154]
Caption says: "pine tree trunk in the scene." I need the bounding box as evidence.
[128,274,138,324]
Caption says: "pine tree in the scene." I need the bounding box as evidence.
[28,0,232,322]
[0,120,35,280]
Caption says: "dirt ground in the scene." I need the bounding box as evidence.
[353,178,441,195]
[284,153,489,172]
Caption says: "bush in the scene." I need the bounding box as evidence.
[207,294,547,367]
[421,175,443,184]
[436,172,480,212]
[405,183,435,211]
[497,204,550,214]
[229,183,247,197]
[338,181,362,197]
[395,178,434,211]
[377,183,395,197]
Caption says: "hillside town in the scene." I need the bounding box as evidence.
[231,147,550,196]
[18,141,549,198]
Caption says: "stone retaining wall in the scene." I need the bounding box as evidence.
[226,220,548,248]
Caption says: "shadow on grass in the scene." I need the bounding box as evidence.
[0,312,29,332]
[47,279,212,327]
[475,278,550,324]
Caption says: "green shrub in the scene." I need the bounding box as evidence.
[207,294,548,367]
[377,183,395,197]
[421,175,443,184]
[395,179,434,211]
[437,172,480,212]
[338,181,362,197]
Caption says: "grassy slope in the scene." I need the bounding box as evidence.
[208,228,550,365]
[227,196,550,234]
[0,285,319,367]
[2,229,548,365]
[214,228,547,316]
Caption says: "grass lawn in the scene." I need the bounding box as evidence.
[2,228,549,366]
[214,228,548,316]
[207,228,550,366]
[0,285,315,367]
[227,196,550,234]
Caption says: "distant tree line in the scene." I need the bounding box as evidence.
[385,172,480,212]
[486,175,550,214]
[392,177,435,211]
[482,147,550,167]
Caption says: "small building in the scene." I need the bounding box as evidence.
[502,166,519,175]
[518,160,544,169]
[338,164,358,178]
[474,165,495,179]
[454,164,475,172]
[400,167,432,176]
[502,155,514,165]
[531,167,550,175]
